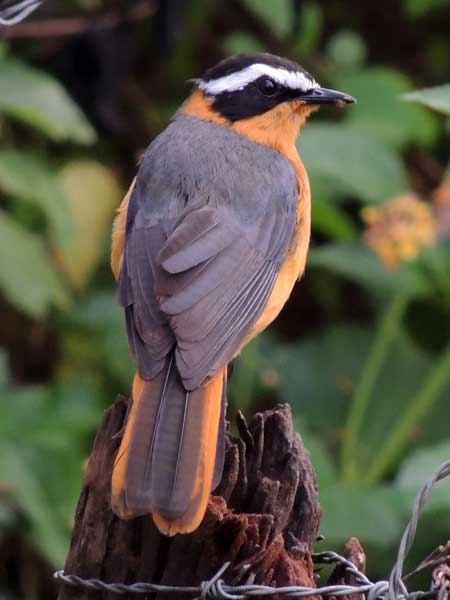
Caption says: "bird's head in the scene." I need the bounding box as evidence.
[182,53,356,150]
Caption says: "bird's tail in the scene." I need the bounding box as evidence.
[111,355,226,536]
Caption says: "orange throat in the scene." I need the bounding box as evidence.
[181,89,316,158]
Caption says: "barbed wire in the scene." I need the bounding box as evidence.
[54,459,450,599]
[388,460,450,600]
[0,0,42,26]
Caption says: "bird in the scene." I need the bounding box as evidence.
[110,52,355,536]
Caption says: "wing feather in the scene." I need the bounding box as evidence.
[119,225,175,378]
[122,202,295,387]
[118,120,299,387]
[174,262,277,389]
[158,207,233,273]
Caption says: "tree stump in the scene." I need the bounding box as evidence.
[57,396,322,599]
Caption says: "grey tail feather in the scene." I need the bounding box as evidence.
[115,354,226,523]
[116,356,175,517]
[149,362,225,521]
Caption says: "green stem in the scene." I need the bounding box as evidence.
[421,254,450,300]
[341,292,409,483]
[363,337,450,485]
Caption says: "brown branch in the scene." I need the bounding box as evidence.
[0,1,156,38]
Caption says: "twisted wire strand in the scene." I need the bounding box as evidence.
[54,458,450,598]
[0,0,42,25]
[388,461,450,600]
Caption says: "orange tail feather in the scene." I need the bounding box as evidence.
[111,361,225,536]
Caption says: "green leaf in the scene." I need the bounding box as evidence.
[403,84,450,116]
[229,336,268,414]
[55,160,122,290]
[292,1,323,54]
[336,68,438,148]
[355,333,436,477]
[0,57,96,144]
[67,291,134,385]
[0,378,103,565]
[0,40,7,61]
[242,0,294,37]
[0,150,71,246]
[309,242,428,297]
[0,381,101,448]
[0,442,70,565]
[0,211,69,317]
[299,124,407,203]
[394,440,450,522]
[222,33,264,55]
[0,385,49,439]
[278,325,370,435]
[312,198,357,240]
[279,319,448,485]
[396,441,450,511]
[321,485,403,547]
[364,339,450,484]
[294,427,339,489]
[0,349,8,387]
[49,379,103,437]
[0,503,15,531]
[396,440,450,489]
[404,0,449,17]
[327,30,367,69]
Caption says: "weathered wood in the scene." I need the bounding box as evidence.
[58,396,322,599]
[328,537,367,600]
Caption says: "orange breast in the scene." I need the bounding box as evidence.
[243,153,310,346]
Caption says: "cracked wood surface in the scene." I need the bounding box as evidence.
[58,397,322,600]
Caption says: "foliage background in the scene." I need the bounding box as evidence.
[0,0,450,598]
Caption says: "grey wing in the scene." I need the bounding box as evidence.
[154,203,296,390]
[119,114,299,388]
[118,217,175,380]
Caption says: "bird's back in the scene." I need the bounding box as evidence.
[131,113,299,231]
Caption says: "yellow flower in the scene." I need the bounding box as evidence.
[362,193,437,269]
[432,177,450,239]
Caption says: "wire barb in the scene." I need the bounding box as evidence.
[54,459,450,599]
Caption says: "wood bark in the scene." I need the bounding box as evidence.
[328,537,367,600]
[58,396,322,599]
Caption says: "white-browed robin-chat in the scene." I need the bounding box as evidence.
[110,52,355,536]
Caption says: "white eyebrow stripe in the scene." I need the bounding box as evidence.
[198,63,320,95]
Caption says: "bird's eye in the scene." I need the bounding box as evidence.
[259,78,278,96]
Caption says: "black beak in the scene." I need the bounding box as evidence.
[298,87,356,105]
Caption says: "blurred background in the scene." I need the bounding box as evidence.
[0,0,450,598]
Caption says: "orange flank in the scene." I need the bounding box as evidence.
[111,177,136,281]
